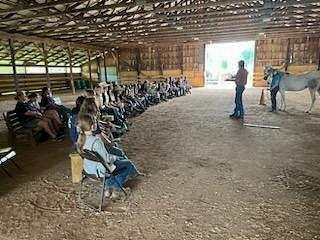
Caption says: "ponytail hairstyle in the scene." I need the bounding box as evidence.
[76,113,96,153]
[79,97,100,118]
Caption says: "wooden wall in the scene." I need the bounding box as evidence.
[254,37,320,87]
[0,73,82,96]
[118,44,205,87]
[118,37,319,88]
[81,52,118,84]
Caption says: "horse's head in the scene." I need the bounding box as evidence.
[263,65,279,85]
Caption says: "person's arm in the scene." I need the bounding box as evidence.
[92,138,116,172]
[25,110,42,117]
[234,70,241,84]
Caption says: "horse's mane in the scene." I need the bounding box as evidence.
[276,70,290,77]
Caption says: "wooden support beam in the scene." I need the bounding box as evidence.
[8,39,19,91]
[318,38,320,71]
[135,48,141,78]
[42,43,50,88]
[103,51,108,82]
[67,44,75,95]
[285,38,291,71]
[96,55,101,82]
[0,31,107,52]
[0,0,87,15]
[87,50,93,88]
[179,45,183,75]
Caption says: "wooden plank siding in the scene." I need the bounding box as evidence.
[118,44,205,87]
[0,73,82,96]
[254,36,320,87]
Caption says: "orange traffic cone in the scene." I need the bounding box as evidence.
[259,89,266,105]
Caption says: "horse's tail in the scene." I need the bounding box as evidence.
[307,79,320,90]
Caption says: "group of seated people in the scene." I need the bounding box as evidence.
[13,76,191,200]
[15,87,71,142]
[68,77,191,199]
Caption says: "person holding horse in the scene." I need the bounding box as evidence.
[230,60,248,120]
[269,70,281,112]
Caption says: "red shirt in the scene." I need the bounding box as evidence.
[235,68,248,86]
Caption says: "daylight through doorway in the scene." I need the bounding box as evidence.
[205,41,255,88]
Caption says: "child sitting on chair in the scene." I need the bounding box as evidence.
[76,113,139,198]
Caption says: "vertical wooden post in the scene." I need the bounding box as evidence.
[180,45,184,75]
[285,38,291,71]
[67,44,75,94]
[96,54,101,82]
[157,47,163,76]
[9,39,19,91]
[136,48,141,78]
[317,38,320,70]
[42,43,51,88]
[87,50,92,87]
[103,51,108,81]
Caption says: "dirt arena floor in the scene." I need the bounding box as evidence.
[0,88,319,240]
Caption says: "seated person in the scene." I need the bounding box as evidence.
[28,92,63,134]
[76,113,139,198]
[15,91,62,141]
[68,96,86,145]
[69,97,125,157]
[40,87,71,122]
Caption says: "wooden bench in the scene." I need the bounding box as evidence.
[3,110,42,146]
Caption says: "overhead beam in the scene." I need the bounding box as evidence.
[0,0,88,15]
[1,0,318,24]
[0,31,107,51]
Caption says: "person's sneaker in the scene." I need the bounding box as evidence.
[110,188,129,199]
[57,132,65,138]
[104,188,112,198]
[229,114,237,119]
[56,134,64,140]
[51,137,63,142]
[269,109,276,113]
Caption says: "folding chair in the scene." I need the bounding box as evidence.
[0,147,20,177]
[78,149,127,212]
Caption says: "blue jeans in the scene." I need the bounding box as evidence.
[233,85,245,117]
[106,159,139,190]
[270,86,279,111]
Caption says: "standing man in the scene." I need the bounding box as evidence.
[230,60,248,119]
[269,71,281,112]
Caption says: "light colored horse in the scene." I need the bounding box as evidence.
[264,65,320,113]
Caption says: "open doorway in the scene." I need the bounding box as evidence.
[205,41,255,88]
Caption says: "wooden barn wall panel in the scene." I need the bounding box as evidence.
[118,44,205,87]
[254,37,320,87]
[81,53,117,83]
[0,73,81,95]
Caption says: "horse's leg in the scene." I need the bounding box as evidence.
[306,87,316,113]
[279,90,286,111]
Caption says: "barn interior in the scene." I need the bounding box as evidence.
[0,1,319,239]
